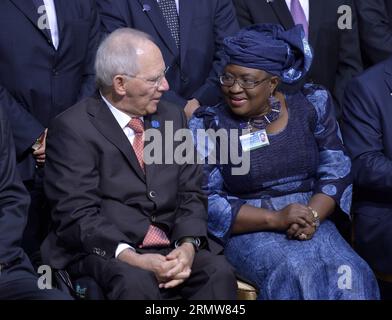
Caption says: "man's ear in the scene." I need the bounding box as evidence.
[112,75,127,96]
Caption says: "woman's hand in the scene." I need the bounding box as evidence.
[286,223,316,241]
[273,203,315,231]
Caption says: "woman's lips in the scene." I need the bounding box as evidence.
[229,97,247,107]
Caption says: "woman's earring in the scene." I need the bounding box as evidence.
[268,92,281,112]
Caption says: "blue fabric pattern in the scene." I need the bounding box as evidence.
[191,84,379,300]
[322,184,337,196]
[318,150,352,181]
[340,184,353,215]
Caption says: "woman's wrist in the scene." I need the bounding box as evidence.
[307,206,320,229]
[267,210,284,230]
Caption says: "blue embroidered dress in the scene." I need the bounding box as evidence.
[190,84,380,300]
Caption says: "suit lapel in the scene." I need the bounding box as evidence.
[270,0,295,30]
[179,0,193,67]
[88,97,146,182]
[308,0,324,49]
[10,0,52,43]
[137,0,179,56]
[143,112,163,186]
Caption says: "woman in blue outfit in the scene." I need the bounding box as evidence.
[190,24,380,300]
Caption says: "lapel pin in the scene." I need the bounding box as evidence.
[151,120,160,128]
[142,4,151,12]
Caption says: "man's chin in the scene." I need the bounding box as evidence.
[147,102,159,114]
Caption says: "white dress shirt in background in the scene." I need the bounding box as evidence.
[43,0,59,49]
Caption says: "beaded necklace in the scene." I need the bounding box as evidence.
[243,95,282,131]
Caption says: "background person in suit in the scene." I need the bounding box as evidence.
[355,0,392,68]
[96,0,239,118]
[41,28,237,300]
[0,105,71,300]
[233,0,363,117]
[0,0,101,265]
[341,57,392,299]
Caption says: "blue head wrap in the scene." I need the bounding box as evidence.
[222,23,313,84]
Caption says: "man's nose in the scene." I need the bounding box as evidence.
[158,76,170,92]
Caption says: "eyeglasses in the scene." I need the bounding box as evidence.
[122,66,170,88]
[219,74,270,89]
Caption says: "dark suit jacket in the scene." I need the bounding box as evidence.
[0,0,101,180]
[41,96,210,269]
[341,57,392,274]
[0,102,30,265]
[96,0,239,107]
[355,0,392,68]
[233,0,363,116]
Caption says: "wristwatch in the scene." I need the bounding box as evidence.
[175,237,201,252]
[308,206,320,229]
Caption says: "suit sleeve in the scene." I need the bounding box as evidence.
[333,0,363,112]
[96,0,130,35]
[171,110,209,243]
[44,118,132,259]
[78,0,102,100]
[191,0,239,106]
[341,77,392,191]
[0,108,30,263]
[232,0,254,27]
[356,0,392,66]
[0,85,44,158]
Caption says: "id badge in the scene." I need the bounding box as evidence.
[239,129,270,152]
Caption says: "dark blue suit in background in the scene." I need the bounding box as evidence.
[355,0,392,68]
[0,0,101,262]
[96,0,239,107]
[0,0,100,180]
[341,57,392,297]
[0,106,70,300]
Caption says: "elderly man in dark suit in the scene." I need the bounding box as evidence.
[233,0,363,117]
[0,106,71,300]
[341,57,392,299]
[96,0,239,118]
[0,0,101,263]
[41,28,237,300]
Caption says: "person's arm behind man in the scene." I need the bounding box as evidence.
[0,106,31,264]
[0,85,44,160]
[77,0,102,100]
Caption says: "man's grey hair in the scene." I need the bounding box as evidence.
[95,28,153,89]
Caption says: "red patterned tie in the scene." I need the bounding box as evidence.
[128,118,170,248]
[139,224,170,248]
[128,117,145,172]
